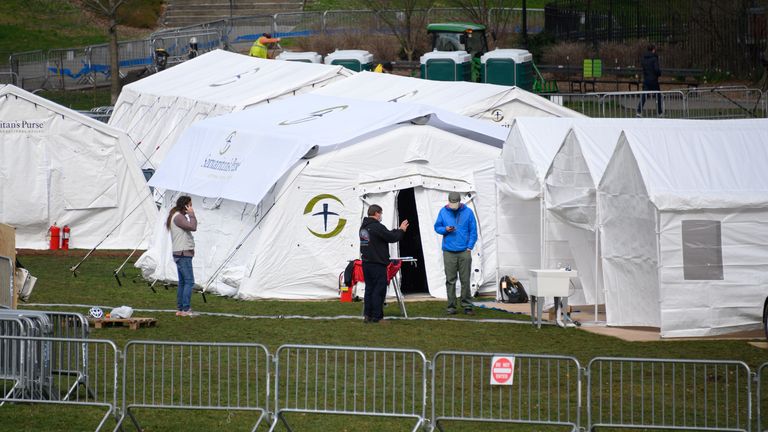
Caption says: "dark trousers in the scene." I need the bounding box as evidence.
[637,80,663,114]
[362,262,388,321]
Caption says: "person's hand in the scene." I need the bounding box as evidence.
[399,220,409,232]
[185,203,195,216]
[446,226,455,232]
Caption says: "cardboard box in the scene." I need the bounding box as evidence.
[0,223,17,308]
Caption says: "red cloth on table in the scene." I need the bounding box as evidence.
[348,259,403,291]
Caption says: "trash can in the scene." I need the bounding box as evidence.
[480,49,534,91]
[420,50,472,82]
[275,51,322,63]
[324,50,373,72]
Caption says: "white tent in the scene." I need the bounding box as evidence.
[109,49,353,170]
[598,120,768,337]
[137,94,509,300]
[312,71,583,126]
[0,85,157,249]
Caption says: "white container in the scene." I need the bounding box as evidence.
[480,48,532,64]
[324,49,373,66]
[275,51,322,63]
[528,269,578,297]
[419,50,472,65]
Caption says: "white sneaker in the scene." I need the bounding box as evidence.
[635,112,642,118]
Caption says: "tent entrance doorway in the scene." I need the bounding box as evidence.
[396,188,428,294]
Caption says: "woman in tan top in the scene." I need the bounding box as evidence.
[166,195,197,316]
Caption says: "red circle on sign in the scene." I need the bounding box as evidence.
[492,357,513,384]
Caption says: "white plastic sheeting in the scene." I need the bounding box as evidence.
[109,50,353,169]
[598,120,768,337]
[136,95,508,299]
[312,71,583,126]
[0,85,156,249]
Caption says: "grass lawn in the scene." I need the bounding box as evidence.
[1,250,766,431]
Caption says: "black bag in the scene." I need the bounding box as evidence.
[498,276,529,303]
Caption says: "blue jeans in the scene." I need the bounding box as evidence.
[174,256,194,311]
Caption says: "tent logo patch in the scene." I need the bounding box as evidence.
[219,131,237,155]
[278,105,348,126]
[490,109,504,122]
[304,194,347,239]
[209,67,260,87]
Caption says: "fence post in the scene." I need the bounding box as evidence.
[322,10,328,35]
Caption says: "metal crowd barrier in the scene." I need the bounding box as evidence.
[116,340,271,431]
[686,87,766,119]
[602,90,686,118]
[431,351,581,431]
[587,357,752,431]
[0,256,12,309]
[0,335,118,431]
[758,362,768,432]
[270,344,428,432]
[44,311,91,400]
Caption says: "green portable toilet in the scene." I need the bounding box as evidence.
[324,50,374,72]
[480,49,534,91]
[275,51,322,63]
[420,50,472,82]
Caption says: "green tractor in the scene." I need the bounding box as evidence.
[421,22,557,93]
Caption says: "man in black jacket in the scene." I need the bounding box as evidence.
[359,204,409,323]
[637,44,663,117]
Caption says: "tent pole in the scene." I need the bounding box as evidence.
[69,189,155,276]
[113,236,146,287]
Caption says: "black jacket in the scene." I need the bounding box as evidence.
[359,217,404,265]
[640,51,661,84]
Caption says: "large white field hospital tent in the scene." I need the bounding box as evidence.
[136,94,508,300]
[0,85,157,249]
[598,120,768,337]
[109,49,352,170]
[312,71,583,126]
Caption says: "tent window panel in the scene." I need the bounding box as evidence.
[681,220,724,280]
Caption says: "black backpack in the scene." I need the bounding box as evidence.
[498,276,529,303]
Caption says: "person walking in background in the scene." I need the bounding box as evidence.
[434,192,477,315]
[249,33,281,59]
[359,204,409,323]
[166,195,197,317]
[637,44,663,117]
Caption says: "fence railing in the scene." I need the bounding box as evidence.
[270,344,428,432]
[1,331,767,431]
[552,88,768,119]
[759,362,768,432]
[116,340,271,431]
[0,335,119,432]
[431,351,581,431]
[588,357,753,432]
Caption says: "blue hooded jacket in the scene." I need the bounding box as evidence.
[434,203,478,252]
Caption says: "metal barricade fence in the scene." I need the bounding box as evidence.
[227,15,275,53]
[550,93,603,117]
[116,340,271,432]
[9,50,47,90]
[587,357,752,432]
[150,29,223,66]
[600,90,686,118]
[274,11,324,39]
[270,344,428,432]
[44,311,91,400]
[0,256,12,309]
[685,88,766,119]
[431,351,581,431]
[0,335,118,431]
[759,362,768,432]
[0,72,19,86]
[46,47,92,90]
[323,10,382,35]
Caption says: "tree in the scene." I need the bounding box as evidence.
[357,0,437,61]
[84,0,128,104]
[444,0,523,48]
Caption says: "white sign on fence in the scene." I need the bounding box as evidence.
[490,355,515,385]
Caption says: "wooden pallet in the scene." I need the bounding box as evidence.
[89,317,157,330]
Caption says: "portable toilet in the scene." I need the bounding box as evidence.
[480,49,534,91]
[324,50,373,72]
[420,50,472,82]
[275,51,322,63]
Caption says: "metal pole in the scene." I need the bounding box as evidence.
[522,0,528,50]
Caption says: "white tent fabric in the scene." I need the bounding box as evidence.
[598,120,768,337]
[137,94,508,299]
[109,50,353,169]
[312,71,583,126]
[0,85,157,249]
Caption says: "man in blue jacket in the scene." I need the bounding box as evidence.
[434,192,478,315]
